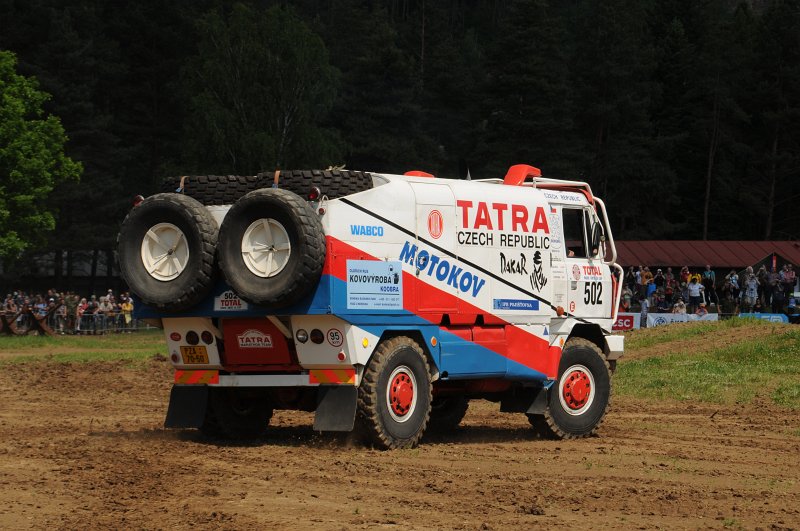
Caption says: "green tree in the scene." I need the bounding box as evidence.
[182,4,341,173]
[477,0,579,180]
[0,50,81,259]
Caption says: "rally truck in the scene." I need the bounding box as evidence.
[117,165,624,449]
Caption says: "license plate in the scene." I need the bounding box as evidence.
[180,346,209,364]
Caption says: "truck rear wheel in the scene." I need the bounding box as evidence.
[217,188,325,307]
[528,338,611,439]
[428,396,469,431]
[205,388,273,440]
[117,193,217,312]
[356,337,432,449]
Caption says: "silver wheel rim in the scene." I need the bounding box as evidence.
[241,218,291,278]
[140,223,189,281]
[386,365,418,423]
[558,364,596,416]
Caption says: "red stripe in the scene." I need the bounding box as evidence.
[324,236,560,378]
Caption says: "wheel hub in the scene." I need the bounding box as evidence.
[140,222,189,281]
[241,218,291,278]
[562,369,592,410]
[389,371,415,417]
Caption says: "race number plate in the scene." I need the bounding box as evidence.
[180,346,209,364]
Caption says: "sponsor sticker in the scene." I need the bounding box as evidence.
[493,299,540,311]
[428,210,443,239]
[237,329,273,348]
[572,264,581,281]
[214,290,249,311]
[346,260,403,310]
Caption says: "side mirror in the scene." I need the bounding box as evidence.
[590,222,603,257]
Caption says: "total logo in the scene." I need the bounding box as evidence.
[237,329,274,349]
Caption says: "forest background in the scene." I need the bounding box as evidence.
[0,0,798,287]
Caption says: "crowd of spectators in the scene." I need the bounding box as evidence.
[2,288,137,334]
[619,263,798,319]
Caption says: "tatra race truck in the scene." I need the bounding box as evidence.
[117,164,624,449]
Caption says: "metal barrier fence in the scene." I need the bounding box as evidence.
[4,311,157,335]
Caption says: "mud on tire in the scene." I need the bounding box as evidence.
[117,193,217,312]
[217,188,325,308]
[356,336,433,449]
[528,338,611,439]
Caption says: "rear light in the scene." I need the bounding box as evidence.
[310,329,324,344]
[170,354,179,363]
[295,329,309,343]
[308,186,321,201]
[133,194,144,207]
[170,332,181,341]
[185,331,199,345]
[201,331,214,345]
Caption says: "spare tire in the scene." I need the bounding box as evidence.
[118,193,217,312]
[160,170,374,206]
[160,175,262,206]
[217,188,325,307]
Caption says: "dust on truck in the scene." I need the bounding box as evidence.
[118,164,624,449]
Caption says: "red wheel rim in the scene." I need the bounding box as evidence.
[389,371,415,417]
[562,369,592,410]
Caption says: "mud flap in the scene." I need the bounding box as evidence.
[164,385,209,428]
[313,386,357,432]
[500,386,548,414]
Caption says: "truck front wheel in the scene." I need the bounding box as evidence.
[356,337,432,449]
[528,338,611,439]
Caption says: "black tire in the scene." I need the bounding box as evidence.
[257,169,374,199]
[217,188,325,307]
[161,170,374,206]
[428,396,469,431]
[528,338,611,439]
[117,193,217,312]
[356,336,433,449]
[205,388,273,440]
[160,175,263,205]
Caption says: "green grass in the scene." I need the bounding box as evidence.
[617,324,800,408]
[625,316,774,350]
[0,330,166,364]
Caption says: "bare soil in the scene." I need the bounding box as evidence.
[1,335,798,529]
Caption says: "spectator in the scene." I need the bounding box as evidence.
[640,294,650,328]
[120,295,134,331]
[757,265,770,305]
[625,267,637,293]
[672,297,687,314]
[780,264,796,296]
[665,267,675,284]
[653,269,665,290]
[771,281,786,314]
[725,269,740,299]
[687,277,704,313]
[695,302,708,317]
[741,269,759,313]
[655,292,670,313]
[702,265,717,306]
[97,296,114,332]
[680,266,690,285]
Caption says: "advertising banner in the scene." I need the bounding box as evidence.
[646,313,719,327]
[738,313,789,323]
[612,313,641,331]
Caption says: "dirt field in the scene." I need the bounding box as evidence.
[1,332,799,530]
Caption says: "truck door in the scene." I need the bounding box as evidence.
[562,207,611,319]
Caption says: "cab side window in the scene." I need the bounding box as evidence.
[562,208,588,258]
